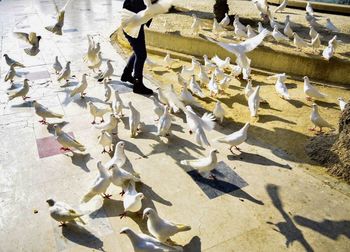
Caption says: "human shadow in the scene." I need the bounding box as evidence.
[266,184,313,251]
[64,152,93,172]
[183,236,202,252]
[293,216,350,240]
[228,151,292,170]
[61,222,105,251]
[258,114,297,125]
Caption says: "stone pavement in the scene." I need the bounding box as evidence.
[0,0,349,252]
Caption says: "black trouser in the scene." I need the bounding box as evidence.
[123,25,147,80]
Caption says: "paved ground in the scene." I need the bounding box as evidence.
[0,0,350,252]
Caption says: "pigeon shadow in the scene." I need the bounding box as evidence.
[266,184,313,251]
[46,121,69,135]
[61,222,105,251]
[64,152,93,172]
[314,100,338,109]
[228,151,292,170]
[90,198,124,219]
[141,183,173,206]
[183,236,202,252]
[109,80,133,93]
[258,114,297,125]
[260,103,282,112]
[287,99,308,109]
[10,100,32,108]
[293,216,350,240]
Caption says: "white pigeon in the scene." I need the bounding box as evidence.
[269,18,284,30]
[220,13,230,27]
[257,22,264,33]
[213,101,225,123]
[246,25,257,38]
[180,149,219,178]
[328,35,339,50]
[198,65,210,85]
[303,76,326,101]
[204,29,270,77]
[13,31,41,56]
[109,164,141,196]
[83,35,100,64]
[309,26,318,40]
[53,124,86,152]
[3,54,25,68]
[129,101,141,137]
[81,161,111,203]
[180,86,200,107]
[32,100,64,124]
[213,18,225,36]
[272,25,289,43]
[112,91,127,117]
[306,2,314,16]
[120,227,183,252]
[253,0,271,19]
[88,51,103,73]
[143,208,191,242]
[46,199,85,226]
[103,79,112,102]
[214,67,226,81]
[145,57,161,68]
[120,181,144,218]
[53,56,63,74]
[184,105,216,146]
[283,22,294,39]
[98,130,113,153]
[70,73,88,98]
[203,55,216,72]
[233,15,246,32]
[274,0,288,13]
[219,76,230,91]
[7,79,30,101]
[164,84,185,113]
[310,103,333,132]
[45,0,72,35]
[189,75,205,98]
[248,86,260,117]
[157,105,172,136]
[234,23,248,39]
[95,114,119,135]
[150,95,164,120]
[177,73,186,88]
[322,44,334,61]
[211,55,230,70]
[181,65,194,79]
[57,61,71,83]
[164,53,178,68]
[191,14,202,35]
[230,64,242,77]
[293,32,308,49]
[4,64,16,83]
[269,73,290,100]
[104,141,127,168]
[244,79,254,99]
[88,101,110,124]
[325,18,339,33]
[216,122,250,153]
[337,97,347,111]
[157,87,168,105]
[309,33,321,52]
[98,59,114,82]
[305,13,319,27]
[208,73,219,96]
[121,0,174,38]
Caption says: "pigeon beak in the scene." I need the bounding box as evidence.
[142,213,146,220]
[120,230,125,234]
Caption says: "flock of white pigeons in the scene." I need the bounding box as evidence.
[1,0,349,251]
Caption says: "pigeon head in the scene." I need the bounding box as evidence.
[337,97,344,102]
[312,103,318,110]
[117,141,125,149]
[37,36,42,41]
[303,76,308,81]
[142,208,156,219]
[3,54,8,58]
[46,199,55,206]
[211,149,219,154]
[67,61,71,65]
[136,193,144,200]
[120,227,131,235]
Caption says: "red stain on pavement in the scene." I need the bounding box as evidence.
[36,132,74,158]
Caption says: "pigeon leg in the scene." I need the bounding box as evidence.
[39,119,48,125]
[306,96,312,101]
[91,120,96,124]
[102,193,112,199]
[58,222,66,227]
[119,190,125,196]
[102,148,107,154]
[235,146,241,151]
[229,146,235,155]
[308,127,316,131]
[23,96,30,100]
[119,212,127,219]
[189,130,193,135]
[100,118,104,123]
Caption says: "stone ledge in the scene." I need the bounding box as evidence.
[268,0,350,15]
[111,28,350,86]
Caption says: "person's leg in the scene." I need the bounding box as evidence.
[124,27,152,94]
[121,32,137,84]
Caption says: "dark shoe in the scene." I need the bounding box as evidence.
[133,78,153,95]
[121,71,135,84]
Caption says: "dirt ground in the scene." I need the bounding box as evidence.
[140,53,349,182]
[149,0,350,62]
